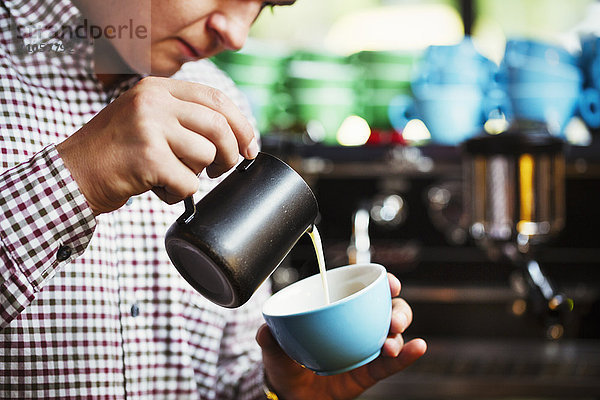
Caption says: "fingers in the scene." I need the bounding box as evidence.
[165,78,258,160]
[352,338,427,391]
[387,273,401,297]
[384,297,414,358]
[256,324,299,369]
[256,323,281,355]
[382,333,404,357]
[390,297,413,335]
[172,100,237,177]
[63,76,256,215]
[387,273,410,335]
[370,338,427,380]
[151,150,202,204]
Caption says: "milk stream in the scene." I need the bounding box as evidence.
[308,226,331,305]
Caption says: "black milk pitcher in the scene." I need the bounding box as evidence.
[165,152,319,308]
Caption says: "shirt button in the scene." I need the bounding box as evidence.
[130,304,140,317]
[56,245,72,261]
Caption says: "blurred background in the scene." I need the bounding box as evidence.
[214,1,600,398]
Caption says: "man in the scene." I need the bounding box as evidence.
[0,0,426,398]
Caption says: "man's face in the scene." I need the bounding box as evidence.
[77,0,293,76]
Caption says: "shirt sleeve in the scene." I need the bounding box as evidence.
[0,144,96,328]
[216,281,271,400]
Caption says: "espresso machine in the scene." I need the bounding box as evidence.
[461,124,572,339]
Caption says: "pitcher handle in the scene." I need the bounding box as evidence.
[177,196,196,225]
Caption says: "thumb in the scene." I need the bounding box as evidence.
[256,323,307,385]
[256,324,284,356]
[256,324,298,368]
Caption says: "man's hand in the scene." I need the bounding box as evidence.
[56,76,258,215]
[257,273,427,400]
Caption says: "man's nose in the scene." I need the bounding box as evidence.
[207,12,251,51]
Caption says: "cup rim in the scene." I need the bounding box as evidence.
[262,263,387,317]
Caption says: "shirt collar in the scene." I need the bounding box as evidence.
[4,0,83,45]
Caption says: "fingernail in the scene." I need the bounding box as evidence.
[247,138,259,159]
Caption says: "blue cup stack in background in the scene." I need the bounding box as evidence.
[388,38,505,145]
[214,36,600,147]
[496,38,584,137]
[579,36,600,130]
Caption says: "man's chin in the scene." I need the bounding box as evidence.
[148,57,192,77]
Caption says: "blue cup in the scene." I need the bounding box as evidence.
[579,87,600,128]
[415,38,497,88]
[504,38,578,68]
[262,263,391,376]
[415,84,487,144]
[389,83,508,145]
[580,35,600,66]
[498,61,582,85]
[578,36,600,130]
[393,39,504,145]
[423,38,490,68]
[591,57,600,91]
[415,64,494,87]
[580,36,600,89]
[496,38,585,135]
[507,82,581,135]
[388,93,416,131]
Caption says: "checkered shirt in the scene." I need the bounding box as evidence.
[0,0,270,398]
